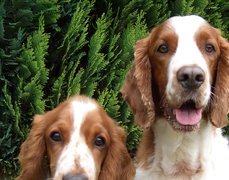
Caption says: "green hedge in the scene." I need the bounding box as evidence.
[0,0,228,178]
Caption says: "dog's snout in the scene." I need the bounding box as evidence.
[62,174,88,180]
[177,66,205,90]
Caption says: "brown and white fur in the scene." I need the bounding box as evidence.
[18,95,135,180]
[121,15,229,180]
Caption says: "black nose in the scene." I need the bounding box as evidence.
[62,174,88,180]
[177,66,205,90]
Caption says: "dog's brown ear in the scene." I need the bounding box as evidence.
[210,34,229,128]
[121,37,155,129]
[17,115,47,180]
[99,120,135,180]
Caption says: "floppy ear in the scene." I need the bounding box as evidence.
[99,123,135,180]
[121,37,155,128]
[210,35,229,128]
[18,115,48,180]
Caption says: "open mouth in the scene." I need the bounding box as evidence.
[165,100,203,131]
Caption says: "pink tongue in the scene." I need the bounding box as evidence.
[174,109,202,125]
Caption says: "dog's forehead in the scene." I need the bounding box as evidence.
[168,15,206,37]
[70,99,98,126]
[47,97,98,124]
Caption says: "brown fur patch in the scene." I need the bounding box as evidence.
[136,128,155,168]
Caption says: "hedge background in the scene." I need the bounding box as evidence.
[0,0,228,178]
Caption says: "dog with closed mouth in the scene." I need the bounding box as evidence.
[18,95,135,180]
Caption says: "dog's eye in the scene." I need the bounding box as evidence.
[50,131,62,142]
[157,44,169,53]
[205,44,215,53]
[94,135,106,148]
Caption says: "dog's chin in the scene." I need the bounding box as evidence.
[166,115,201,132]
[164,100,204,132]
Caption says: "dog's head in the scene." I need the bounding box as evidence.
[18,95,135,180]
[121,15,229,131]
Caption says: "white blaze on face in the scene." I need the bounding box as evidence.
[166,15,211,104]
[54,100,97,179]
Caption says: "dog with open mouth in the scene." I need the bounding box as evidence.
[121,15,229,180]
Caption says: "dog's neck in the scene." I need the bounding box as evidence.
[152,118,213,177]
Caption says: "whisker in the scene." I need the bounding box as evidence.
[205,90,217,112]
[210,92,216,99]
[211,85,216,91]
[160,92,167,108]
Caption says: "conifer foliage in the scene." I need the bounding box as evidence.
[0,0,228,178]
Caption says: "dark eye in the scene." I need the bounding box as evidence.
[94,136,106,148]
[50,131,62,142]
[205,44,215,53]
[157,44,169,53]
